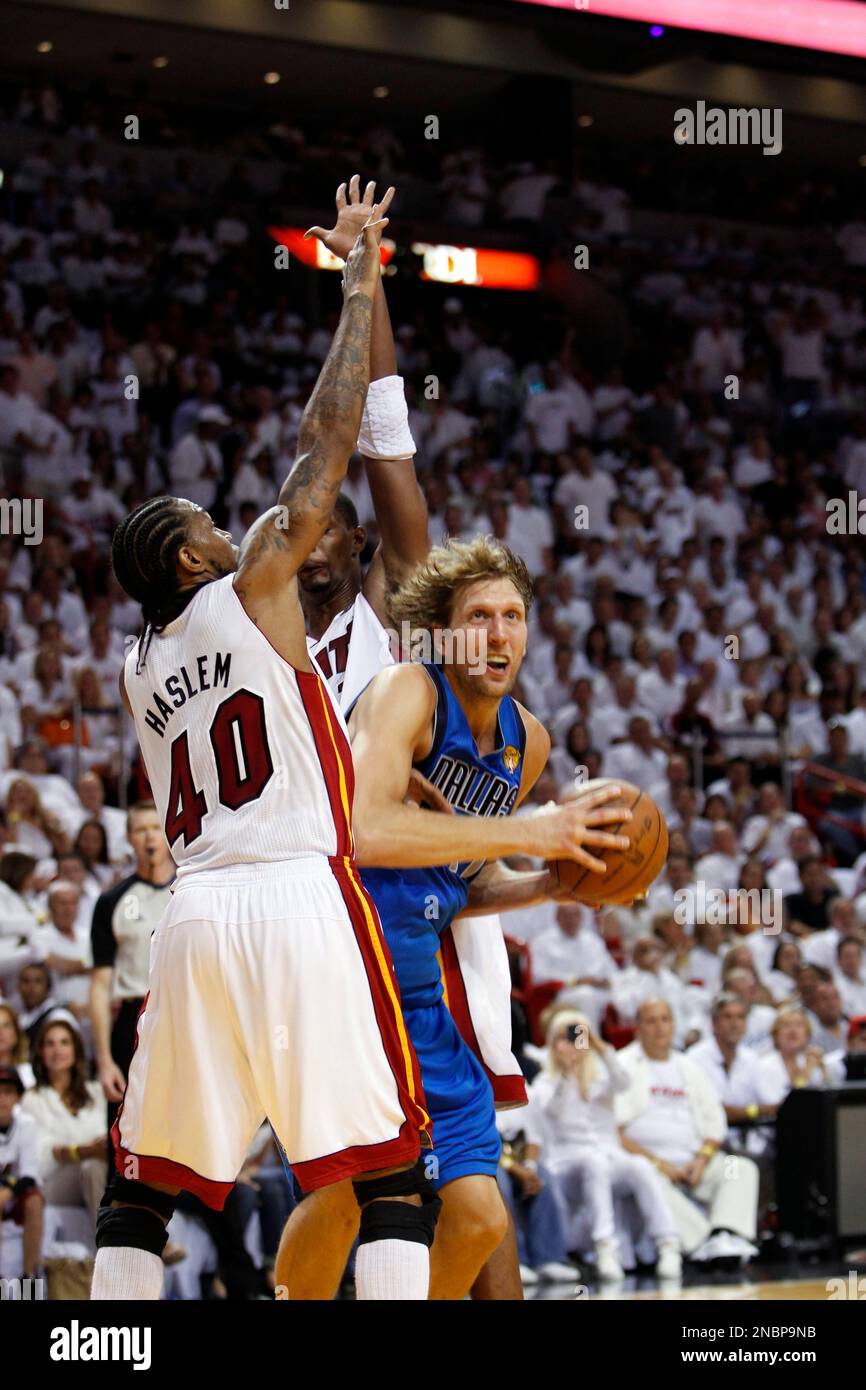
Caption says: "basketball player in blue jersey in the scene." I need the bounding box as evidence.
[276,535,630,1300]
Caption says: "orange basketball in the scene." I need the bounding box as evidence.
[548,778,669,906]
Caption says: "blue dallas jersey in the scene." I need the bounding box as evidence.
[361,663,527,1009]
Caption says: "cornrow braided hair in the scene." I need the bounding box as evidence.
[112,497,196,673]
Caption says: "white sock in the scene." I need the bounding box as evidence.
[355,1239,430,1300]
[91,1247,164,1300]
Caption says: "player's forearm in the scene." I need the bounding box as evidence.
[283,290,374,497]
[353,800,539,868]
[458,864,555,918]
[370,276,397,382]
[88,971,114,1065]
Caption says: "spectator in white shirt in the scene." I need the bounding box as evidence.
[694,822,743,893]
[72,180,113,239]
[552,446,616,535]
[21,1018,107,1225]
[505,477,553,577]
[0,1065,43,1278]
[525,366,593,455]
[32,881,92,1020]
[740,783,808,866]
[834,936,866,1018]
[613,937,702,1046]
[678,920,726,994]
[168,404,230,510]
[721,963,777,1052]
[603,715,667,789]
[530,1010,680,1281]
[616,999,760,1264]
[693,470,746,542]
[765,940,803,1005]
[530,904,617,1028]
[637,648,685,726]
[754,1008,827,1107]
[690,314,743,392]
[687,995,774,1157]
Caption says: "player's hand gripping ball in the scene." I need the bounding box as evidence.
[548,778,669,906]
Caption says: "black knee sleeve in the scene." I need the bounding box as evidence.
[353,1158,442,1250]
[95,1204,169,1258]
[95,1174,177,1257]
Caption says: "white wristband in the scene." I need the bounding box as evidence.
[358,375,416,460]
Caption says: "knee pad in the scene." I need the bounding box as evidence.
[95,1204,169,1258]
[353,1159,442,1250]
[95,1175,177,1257]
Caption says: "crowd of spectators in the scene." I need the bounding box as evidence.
[2,73,866,1293]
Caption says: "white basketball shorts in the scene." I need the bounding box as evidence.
[112,856,429,1207]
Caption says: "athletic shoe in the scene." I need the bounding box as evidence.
[691,1231,758,1265]
[538,1260,581,1283]
[594,1241,624,1282]
[519,1264,540,1286]
[655,1240,682,1280]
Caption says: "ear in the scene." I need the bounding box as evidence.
[352,526,366,557]
[176,542,206,578]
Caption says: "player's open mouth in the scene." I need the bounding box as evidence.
[486,656,510,676]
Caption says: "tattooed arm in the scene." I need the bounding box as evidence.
[233,215,385,608]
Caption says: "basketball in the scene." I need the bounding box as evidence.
[548,778,669,906]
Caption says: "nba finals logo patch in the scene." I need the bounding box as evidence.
[503,745,520,774]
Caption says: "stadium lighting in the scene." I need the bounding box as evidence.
[152,56,169,69]
[36,41,53,54]
[577,114,595,128]
[264,71,281,85]
[373,86,390,99]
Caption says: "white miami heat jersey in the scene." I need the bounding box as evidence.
[125,574,354,876]
[307,591,393,711]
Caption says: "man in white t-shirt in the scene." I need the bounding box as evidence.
[741,783,808,866]
[505,477,553,577]
[524,367,593,455]
[530,904,618,1027]
[687,996,775,1156]
[616,999,760,1263]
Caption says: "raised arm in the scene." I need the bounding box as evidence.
[348,663,630,870]
[305,177,429,621]
[233,213,385,608]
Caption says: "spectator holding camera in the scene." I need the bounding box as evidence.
[530,1009,681,1282]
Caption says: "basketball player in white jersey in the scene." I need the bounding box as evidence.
[90,210,441,1303]
[277,182,617,1300]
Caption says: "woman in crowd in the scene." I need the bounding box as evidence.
[765,940,803,1005]
[20,1018,108,1224]
[755,1008,827,1108]
[18,647,73,739]
[0,1002,35,1089]
[72,817,116,891]
[529,1010,681,1282]
[3,778,70,860]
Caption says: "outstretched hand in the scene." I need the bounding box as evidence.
[305,174,396,263]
